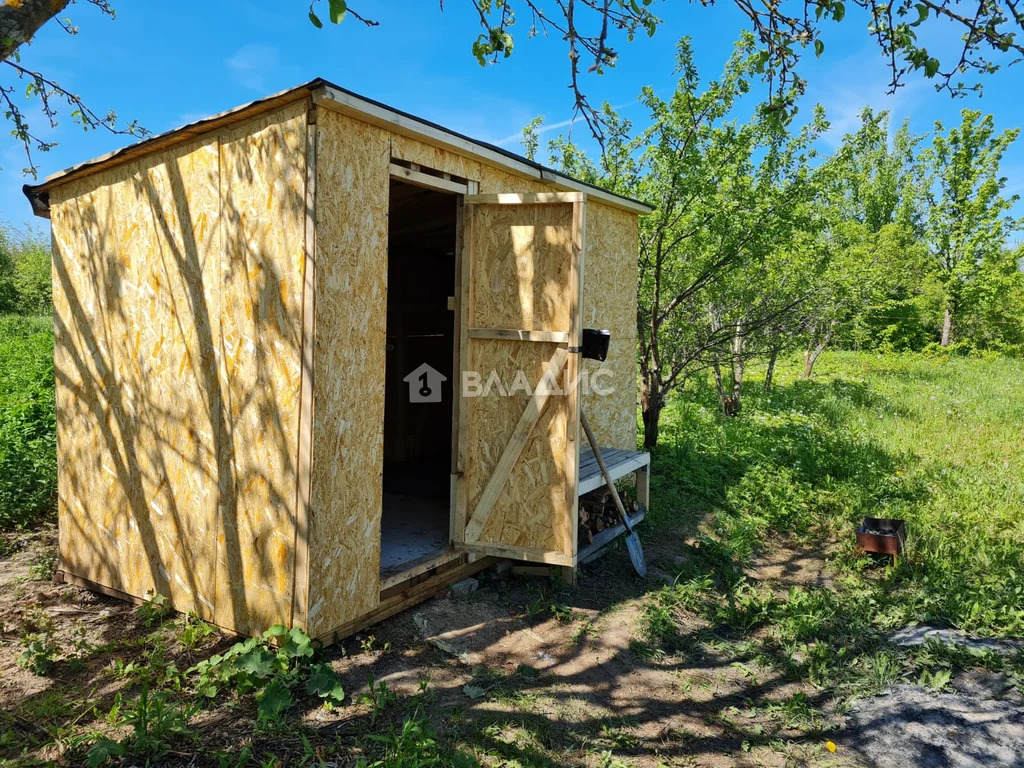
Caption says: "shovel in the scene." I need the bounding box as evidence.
[580,410,647,577]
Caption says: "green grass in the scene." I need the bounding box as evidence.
[0,314,56,530]
[639,350,1024,704]
[652,351,1024,637]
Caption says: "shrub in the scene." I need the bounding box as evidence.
[0,315,56,529]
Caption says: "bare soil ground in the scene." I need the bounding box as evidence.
[2,529,1020,767]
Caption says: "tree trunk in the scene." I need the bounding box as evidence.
[803,320,836,379]
[640,375,664,451]
[641,399,662,451]
[728,329,744,416]
[0,0,68,62]
[711,355,727,407]
[941,304,953,347]
[764,347,780,391]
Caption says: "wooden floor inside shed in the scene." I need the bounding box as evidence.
[379,494,450,580]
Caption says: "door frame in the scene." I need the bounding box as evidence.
[380,164,469,586]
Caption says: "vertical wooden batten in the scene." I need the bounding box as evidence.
[453,180,478,546]
[449,194,465,545]
[291,103,317,630]
[563,196,587,582]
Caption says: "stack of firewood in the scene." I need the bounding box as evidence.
[577,488,640,545]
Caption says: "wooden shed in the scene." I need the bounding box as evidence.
[24,79,653,640]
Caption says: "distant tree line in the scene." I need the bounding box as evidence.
[525,34,1024,448]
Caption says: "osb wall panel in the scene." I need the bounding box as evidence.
[214,101,308,634]
[391,135,551,195]
[306,109,390,638]
[463,202,575,555]
[470,203,573,331]
[465,341,572,553]
[51,139,223,622]
[581,202,639,450]
[49,101,307,637]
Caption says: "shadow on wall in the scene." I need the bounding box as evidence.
[50,105,307,636]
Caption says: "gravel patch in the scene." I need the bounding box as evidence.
[843,684,1024,768]
[889,626,1024,655]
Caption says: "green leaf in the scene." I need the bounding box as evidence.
[308,10,323,28]
[281,627,315,659]
[832,2,845,22]
[328,0,347,24]
[924,57,940,77]
[258,680,292,720]
[305,663,345,704]
[814,39,824,58]
[236,649,275,678]
[264,624,288,638]
[913,3,928,25]
[86,739,125,768]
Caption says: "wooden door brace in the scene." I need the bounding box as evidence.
[464,346,569,543]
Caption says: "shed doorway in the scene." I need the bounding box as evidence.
[381,177,459,581]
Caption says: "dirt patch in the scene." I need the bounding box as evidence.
[355,548,841,767]
[747,538,834,590]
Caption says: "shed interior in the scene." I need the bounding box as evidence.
[380,178,458,580]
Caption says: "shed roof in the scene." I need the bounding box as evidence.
[23,78,653,217]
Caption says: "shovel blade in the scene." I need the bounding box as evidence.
[625,532,647,577]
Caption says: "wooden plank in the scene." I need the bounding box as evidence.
[389,162,469,195]
[379,548,462,592]
[379,555,465,601]
[511,565,557,577]
[450,194,465,544]
[454,541,574,566]
[466,192,584,205]
[579,448,627,472]
[464,346,570,543]
[468,328,570,343]
[314,557,498,643]
[636,465,650,512]
[565,198,586,573]
[453,183,477,545]
[291,110,318,631]
[579,448,640,471]
[578,452,651,495]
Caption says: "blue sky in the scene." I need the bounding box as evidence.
[2,0,1022,233]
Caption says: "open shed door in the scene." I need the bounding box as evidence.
[454,192,585,566]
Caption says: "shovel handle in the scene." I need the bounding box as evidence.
[580,410,633,533]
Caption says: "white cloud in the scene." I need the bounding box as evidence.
[493,100,639,150]
[494,114,579,148]
[226,43,281,91]
[807,48,928,148]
